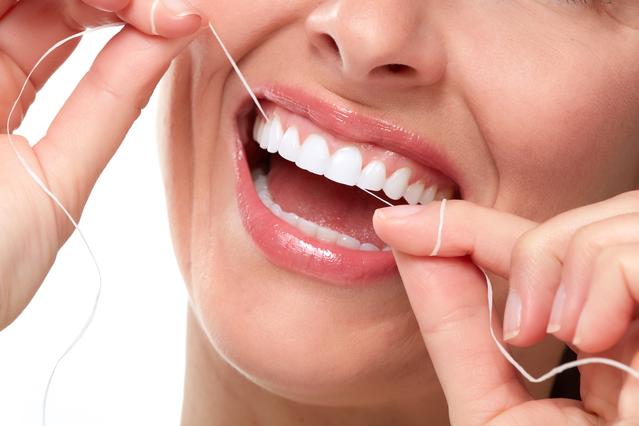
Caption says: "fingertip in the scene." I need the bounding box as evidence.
[152,0,204,38]
[84,0,131,13]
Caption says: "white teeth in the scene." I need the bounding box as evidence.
[316,226,339,244]
[356,160,386,191]
[253,116,265,142]
[298,218,319,237]
[419,184,437,205]
[278,127,301,162]
[253,118,454,206]
[295,134,330,175]
[252,169,383,252]
[266,116,284,153]
[257,119,270,149]
[336,235,361,250]
[324,146,362,186]
[404,180,425,205]
[282,211,300,227]
[383,167,412,200]
[359,243,380,252]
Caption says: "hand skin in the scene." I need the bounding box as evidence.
[0,0,201,331]
[373,196,639,425]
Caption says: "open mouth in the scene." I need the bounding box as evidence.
[234,86,459,285]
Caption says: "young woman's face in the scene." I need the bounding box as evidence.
[159,0,639,406]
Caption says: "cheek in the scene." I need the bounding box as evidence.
[461,37,639,217]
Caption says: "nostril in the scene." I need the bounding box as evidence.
[321,34,340,54]
[372,63,416,77]
[315,33,341,61]
[387,64,413,74]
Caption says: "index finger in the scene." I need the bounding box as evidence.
[34,27,194,223]
[373,200,537,277]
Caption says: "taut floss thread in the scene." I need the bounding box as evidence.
[5,13,638,426]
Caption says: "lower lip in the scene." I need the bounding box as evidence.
[234,138,398,286]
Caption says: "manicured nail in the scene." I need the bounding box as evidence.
[503,289,522,341]
[163,0,199,17]
[572,334,582,347]
[546,283,566,334]
[375,205,423,220]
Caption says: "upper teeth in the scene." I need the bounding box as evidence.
[253,115,452,205]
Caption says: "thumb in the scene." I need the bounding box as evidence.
[394,252,531,424]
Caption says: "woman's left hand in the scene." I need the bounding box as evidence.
[373,191,639,425]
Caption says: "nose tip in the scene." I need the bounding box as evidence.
[306,1,446,88]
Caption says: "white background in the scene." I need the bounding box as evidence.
[0,27,187,425]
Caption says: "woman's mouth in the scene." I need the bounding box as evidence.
[234,86,459,286]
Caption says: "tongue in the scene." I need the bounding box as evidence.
[267,156,387,246]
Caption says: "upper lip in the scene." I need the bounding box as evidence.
[247,84,463,195]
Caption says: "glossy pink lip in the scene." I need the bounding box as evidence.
[235,140,398,286]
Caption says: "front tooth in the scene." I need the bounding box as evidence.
[298,218,318,237]
[383,168,412,200]
[295,134,330,175]
[336,234,361,250]
[404,180,425,205]
[359,243,380,252]
[316,226,339,244]
[266,117,283,153]
[324,146,362,186]
[357,161,386,191]
[419,184,437,205]
[278,127,301,161]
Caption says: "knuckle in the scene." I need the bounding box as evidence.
[86,67,127,105]
[570,225,603,259]
[511,230,547,271]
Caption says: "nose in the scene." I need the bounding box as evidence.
[306,0,446,88]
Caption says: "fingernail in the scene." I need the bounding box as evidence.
[375,205,423,220]
[546,283,566,334]
[572,334,582,347]
[503,289,522,341]
[163,0,199,17]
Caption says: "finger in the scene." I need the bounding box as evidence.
[504,192,639,347]
[570,243,639,353]
[116,0,202,38]
[0,0,119,89]
[82,0,131,12]
[394,253,530,424]
[548,213,639,345]
[373,200,536,278]
[34,27,194,223]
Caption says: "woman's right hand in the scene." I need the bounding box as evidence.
[0,0,202,330]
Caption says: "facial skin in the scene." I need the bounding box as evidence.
[157,1,639,424]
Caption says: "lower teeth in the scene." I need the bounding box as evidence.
[252,169,389,252]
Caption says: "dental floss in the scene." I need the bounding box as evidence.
[150,0,160,35]
[5,23,123,426]
[207,21,269,121]
[7,19,268,426]
[428,199,639,382]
